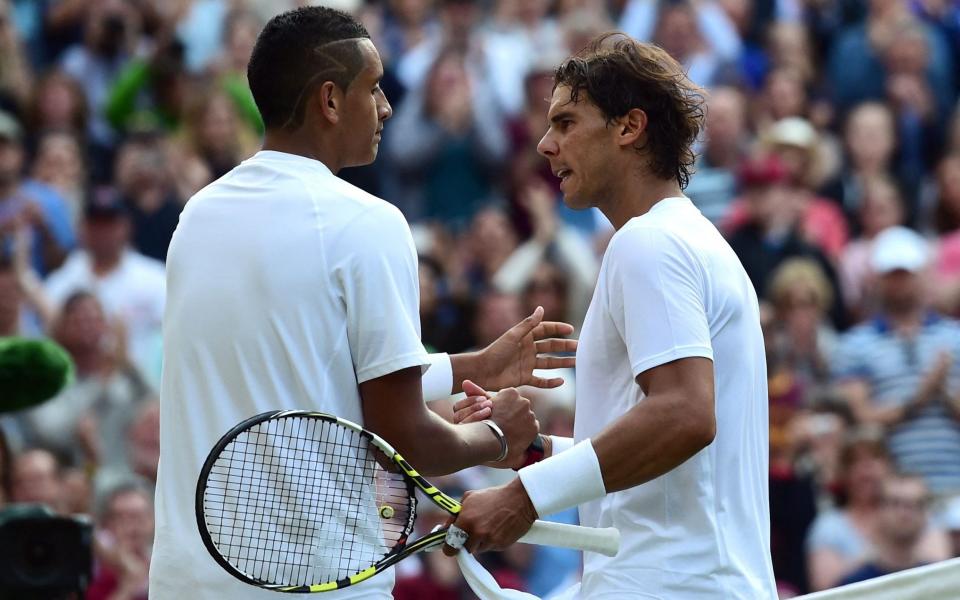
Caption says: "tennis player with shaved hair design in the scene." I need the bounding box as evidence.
[150,7,577,599]
[448,34,778,598]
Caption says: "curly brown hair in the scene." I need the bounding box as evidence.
[553,32,705,188]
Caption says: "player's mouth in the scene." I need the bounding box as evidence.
[555,168,573,188]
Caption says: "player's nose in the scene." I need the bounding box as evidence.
[537,131,557,158]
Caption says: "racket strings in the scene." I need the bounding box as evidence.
[202,416,415,587]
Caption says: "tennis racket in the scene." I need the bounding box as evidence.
[196,409,620,593]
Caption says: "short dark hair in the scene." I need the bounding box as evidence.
[553,32,705,188]
[247,6,370,130]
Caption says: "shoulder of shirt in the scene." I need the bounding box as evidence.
[606,216,691,261]
[228,154,402,220]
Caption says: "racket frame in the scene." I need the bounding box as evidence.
[196,409,462,593]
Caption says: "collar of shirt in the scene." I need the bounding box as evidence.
[250,150,334,178]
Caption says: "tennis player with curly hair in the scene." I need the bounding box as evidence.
[448,33,778,599]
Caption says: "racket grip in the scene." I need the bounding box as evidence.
[518,521,620,557]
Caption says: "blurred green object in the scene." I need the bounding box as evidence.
[0,337,74,413]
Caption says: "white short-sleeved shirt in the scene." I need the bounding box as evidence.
[573,197,776,598]
[149,151,430,599]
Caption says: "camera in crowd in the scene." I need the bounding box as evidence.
[0,504,92,600]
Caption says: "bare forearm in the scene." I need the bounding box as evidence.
[593,392,715,494]
[395,412,501,476]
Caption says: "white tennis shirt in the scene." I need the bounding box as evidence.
[570,197,777,598]
[150,151,431,599]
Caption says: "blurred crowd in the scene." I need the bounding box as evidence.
[2,0,960,598]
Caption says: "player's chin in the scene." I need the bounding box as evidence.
[561,190,589,211]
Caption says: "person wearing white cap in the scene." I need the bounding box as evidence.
[833,226,960,498]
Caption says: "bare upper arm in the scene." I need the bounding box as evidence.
[359,366,430,451]
[636,356,715,407]
[636,356,716,438]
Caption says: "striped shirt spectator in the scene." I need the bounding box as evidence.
[832,313,960,496]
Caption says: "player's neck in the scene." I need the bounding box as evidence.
[261,129,343,174]
[599,171,683,230]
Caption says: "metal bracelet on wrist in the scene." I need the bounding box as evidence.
[481,419,509,462]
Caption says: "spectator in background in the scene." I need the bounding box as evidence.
[686,85,749,223]
[839,473,942,585]
[419,255,475,354]
[521,261,570,327]
[806,429,893,591]
[504,59,562,229]
[726,153,845,328]
[125,401,159,491]
[472,290,523,350]
[881,20,947,191]
[0,110,75,276]
[460,207,520,295]
[206,9,264,134]
[10,447,63,511]
[104,37,190,135]
[60,0,140,151]
[484,0,566,117]
[44,190,165,385]
[18,291,151,472]
[88,480,154,600]
[0,0,33,114]
[827,0,953,115]
[761,117,848,260]
[26,70,89,140]
[61,466,92,515]
[765,22,817,89]
[0,220,55,337]
[766,258,838,394]
[113,137,182,261]
[822,102,906,232]
[833,226,960,498]
[620,0,742,88]
[373,0,437,67]
[388,46,507,226]
[492,181,597,330]
[30,129,87,227]
[839,175,905,318]
[396,0,483,96]
[756,67,810,131]
[176,86,258,180]
[933,154,960,315]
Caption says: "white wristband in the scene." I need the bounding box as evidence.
[517,439,606,518]
[421,353,453,402]
[550,435,575,455]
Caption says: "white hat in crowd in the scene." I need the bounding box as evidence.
[871,226,930,274]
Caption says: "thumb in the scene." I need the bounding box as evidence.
[512,306,544,338]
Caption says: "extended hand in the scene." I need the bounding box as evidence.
[442,478,537,555]
[479,306,577,390]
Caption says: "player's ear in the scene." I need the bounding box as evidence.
[316,81,342,124]
[615,108,647,148]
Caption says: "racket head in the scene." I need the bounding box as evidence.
[196,410,420,593]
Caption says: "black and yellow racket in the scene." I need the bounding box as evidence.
[196,409,619,593]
